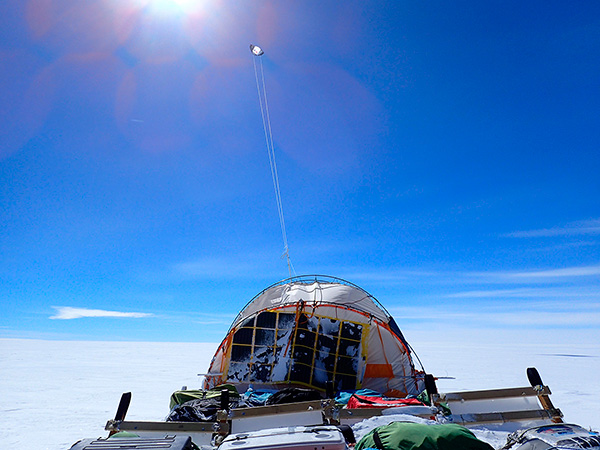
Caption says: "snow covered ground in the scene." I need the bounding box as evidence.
[1,329,598,450]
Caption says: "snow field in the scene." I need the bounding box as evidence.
[1,330,598,450]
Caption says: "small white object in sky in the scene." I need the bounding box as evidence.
[250,44,264,56]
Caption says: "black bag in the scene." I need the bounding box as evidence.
[166,397,249,422]
[265,387,322,405]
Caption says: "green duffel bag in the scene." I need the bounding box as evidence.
[169,384,240,409]
[356,422,494,450]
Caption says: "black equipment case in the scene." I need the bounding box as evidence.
[69,435,193,450]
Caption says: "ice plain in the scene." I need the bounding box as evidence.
[1,328,598,450]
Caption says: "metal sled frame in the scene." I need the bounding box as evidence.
[437,385,563,427]
[105,383,563,447]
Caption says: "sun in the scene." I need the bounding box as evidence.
[159,0,198,11]
[137,0,206,15]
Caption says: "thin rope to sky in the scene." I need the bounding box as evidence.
[251,44,295,278]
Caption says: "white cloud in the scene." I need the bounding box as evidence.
[463,264,600,283]
[446,286,600,300]
[390,302,600,328]
[445,288,544,299]
[536,241,598,252]
[508,265,600,278]
[50,307,153,320]
[332,264,600,287]
[504,218,600,238]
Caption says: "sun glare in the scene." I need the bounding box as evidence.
[137,0,205,15]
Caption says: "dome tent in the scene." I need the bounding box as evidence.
[203,276,425,397]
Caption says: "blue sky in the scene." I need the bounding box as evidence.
[1,0,599,342]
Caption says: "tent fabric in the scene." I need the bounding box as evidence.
[335,389,382,405]
[203,276,424,397]
[231,280,392,326]
[356,422,494,450]
[241,389,277,406]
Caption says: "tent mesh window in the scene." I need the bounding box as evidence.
[227,310,363,390]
